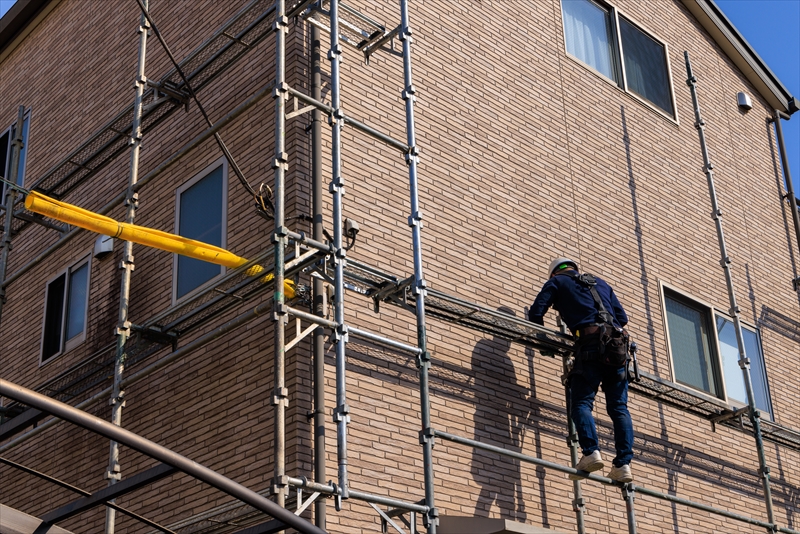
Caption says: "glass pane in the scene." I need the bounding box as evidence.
[619,17,674,114]
[43,274,66,361]
[666,296,718,396]
[177,166,224,299]
[65,263,89,341]
[718,316,771,417]
[562,0,618,82]
[16,115,30,186]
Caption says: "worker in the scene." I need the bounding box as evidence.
[528,258,633,483]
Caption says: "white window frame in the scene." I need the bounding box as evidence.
[560,0,679,122]
[1,108,32,196]
[172,157,228,303]
[39,254,91,365]
[660,281,773,416]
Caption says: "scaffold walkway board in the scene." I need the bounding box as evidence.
[6,0,279,236]
[339,258,800,451]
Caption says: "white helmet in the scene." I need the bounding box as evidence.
[548,257,578,277]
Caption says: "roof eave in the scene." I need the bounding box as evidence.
[0,0,58,65]
[680,0,797,115]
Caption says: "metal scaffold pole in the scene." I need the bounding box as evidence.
[685,51,776,530]
[559,319,586,534]
[105,6,148,532]
[328,0,351,504]
[310,22,327,530]
[0,105,25,330]
[398,1,436,531]
[272,0,290,516]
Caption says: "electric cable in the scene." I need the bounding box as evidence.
[133,0,274,218]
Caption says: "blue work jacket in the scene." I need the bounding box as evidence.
[528,270,628,333]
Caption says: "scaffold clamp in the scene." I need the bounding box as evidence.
[333,403,350,423]
[423,507,439,528]
[271,386,289,407]
[419,427,435,445]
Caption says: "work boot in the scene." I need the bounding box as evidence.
[608,463,633,483]
[569,450,604,480]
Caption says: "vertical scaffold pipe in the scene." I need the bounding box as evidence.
[0,106,25,329]
[105,8,148,533]
[272,0,290,516]
[399,1,435,531]
[623,485,637,534]
[685,52,776,529]
[560,319,586,534]
[310,23,327,529]
[329,0,350,502]
[771,111,800,289]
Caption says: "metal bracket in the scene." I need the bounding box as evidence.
[271,474,289,496]
[370,502,407,534]
[333,403,350,423]
[271,386,288,407]
[418,427,435,446]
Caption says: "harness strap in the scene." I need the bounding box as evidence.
[576,273,615,325]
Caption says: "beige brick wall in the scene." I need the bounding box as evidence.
[2,0,799,533]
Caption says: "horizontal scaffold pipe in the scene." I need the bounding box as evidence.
[0,379,327,534]
[24,191,295,298]
[2,81,275,290]
[285,306,422,355]
[435,430,799,534]
[285,86,409,153]
[0,300,272,455]
[287,477,428,514]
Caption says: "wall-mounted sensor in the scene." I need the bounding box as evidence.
[737,92,752,111]
[94,235,114,259]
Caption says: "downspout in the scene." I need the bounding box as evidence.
[769,110,800,290]
[105,5,148,533]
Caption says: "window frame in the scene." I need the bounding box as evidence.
[660,282,773,416]
[560,0,678,121]
[172,157,228,304]
[1,108,32,198]
[39,254,92,366]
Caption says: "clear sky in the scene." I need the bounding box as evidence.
[715,0,800,196]
[0,0,797,187]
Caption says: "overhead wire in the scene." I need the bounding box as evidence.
[133,0,274,219]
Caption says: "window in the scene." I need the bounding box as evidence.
[561,0,675,116]
[174,160,227,301]
[716,316,772,418]
[663,287,773,417]
[664,291,720,396]
[41,257,90,363]
[0,111,30,199]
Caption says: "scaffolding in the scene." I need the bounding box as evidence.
[2,1,800,534]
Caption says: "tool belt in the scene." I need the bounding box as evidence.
[575,323,629,367]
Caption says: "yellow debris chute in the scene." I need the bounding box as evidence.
[25,191,295,298]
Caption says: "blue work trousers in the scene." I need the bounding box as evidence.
[569,359,634,467]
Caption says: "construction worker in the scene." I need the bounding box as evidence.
[528,258,634,483]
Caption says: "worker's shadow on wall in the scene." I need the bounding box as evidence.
[470,307,531,523]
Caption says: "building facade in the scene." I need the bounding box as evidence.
[1,0,799,533]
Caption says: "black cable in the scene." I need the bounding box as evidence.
[133,0,273,217]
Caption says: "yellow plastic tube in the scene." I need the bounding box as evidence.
[25,191,295,298]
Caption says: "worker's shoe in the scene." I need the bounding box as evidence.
[569,451,604,480]
[608,463,633,483]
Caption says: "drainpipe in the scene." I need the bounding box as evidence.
[0,106,25,329]
[105,5,148,533]
[310,23,327,530]
[769,110,800,290]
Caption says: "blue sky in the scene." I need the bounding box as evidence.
[0,0,797,188]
